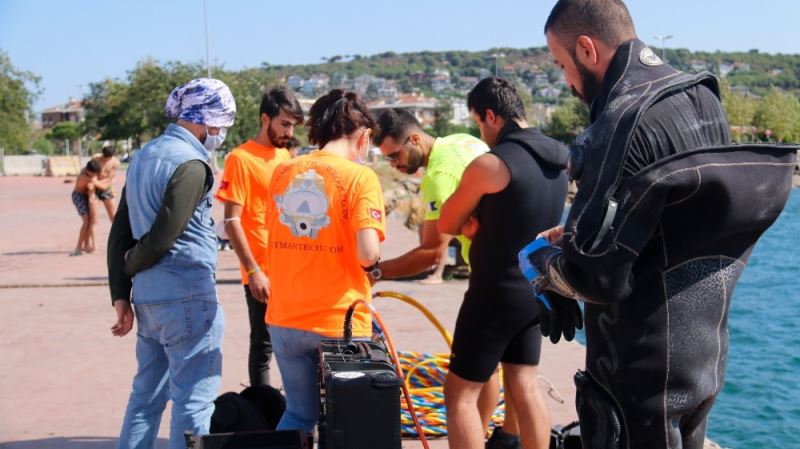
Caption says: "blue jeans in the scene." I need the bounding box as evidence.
[269,326,326,433]
[118,299,224,449]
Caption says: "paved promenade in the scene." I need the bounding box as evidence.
[0,174,583,449]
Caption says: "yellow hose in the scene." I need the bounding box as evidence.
[373,290,453,347]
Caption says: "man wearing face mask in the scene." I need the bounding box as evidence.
[107,78,236,449]
[520,2,798,448]
[215,87,303,388]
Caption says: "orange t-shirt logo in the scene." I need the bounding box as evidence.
[369,208,382,222]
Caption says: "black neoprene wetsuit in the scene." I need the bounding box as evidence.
[449,123,569,382]
[531,40,797,449]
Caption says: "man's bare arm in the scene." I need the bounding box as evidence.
[439,154,510,235]
[379,219,451,279]
[224,201,270,302]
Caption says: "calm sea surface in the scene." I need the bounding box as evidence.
[709,189,800,449]
[573,190,800,448]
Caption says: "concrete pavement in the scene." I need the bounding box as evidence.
[0,174,583,449]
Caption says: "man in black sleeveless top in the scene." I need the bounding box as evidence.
[439,77,569,449]
[523,2,797,449]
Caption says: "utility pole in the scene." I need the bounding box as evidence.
[202,0,221,173]
[654,35,673,63]
[491,53,505,77]
[203,0,212,78]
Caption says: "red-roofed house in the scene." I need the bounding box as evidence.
[367,93,438,128]
[41,98,84,129]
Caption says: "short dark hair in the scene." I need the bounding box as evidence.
[372,108,422,146]
[260,86,304,122]
[544,0,636,56]
[85,160,101,173]
[467,77,526,121]
[307,89,377,149]
[101,146,116,158]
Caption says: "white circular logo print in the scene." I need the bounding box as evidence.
[639,47,664,66]
[333,371,365,379]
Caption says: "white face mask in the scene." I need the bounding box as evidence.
[203,127,227,152]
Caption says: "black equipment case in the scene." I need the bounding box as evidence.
[184,429,308,449]
[317,338,402,449]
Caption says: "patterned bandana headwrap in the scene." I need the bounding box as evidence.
[165,78,236,127]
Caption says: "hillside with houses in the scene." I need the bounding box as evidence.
[4,45,800,157]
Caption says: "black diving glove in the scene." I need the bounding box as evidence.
[537,290,583,344]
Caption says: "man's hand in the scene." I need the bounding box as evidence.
[248,270,271,303]
[537,290,583,344]
[537,225,565,245]
[460,215,480,240]
[111,299,134,337]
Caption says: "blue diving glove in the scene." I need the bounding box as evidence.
[519,237,584,343]
[518,237,553,310]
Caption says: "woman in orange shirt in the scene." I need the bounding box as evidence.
[265,89,385,433]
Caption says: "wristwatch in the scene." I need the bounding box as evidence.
[363,261,382,280]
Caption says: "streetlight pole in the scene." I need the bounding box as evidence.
[491,53,505,77]
[203,0,212,78]
[654,35,673,63]
[202,0,220,173]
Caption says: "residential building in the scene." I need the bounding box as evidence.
[367,93,438,128]
[41,98,84,129]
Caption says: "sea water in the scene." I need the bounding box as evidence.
[708,189,800,449]
[573,190,800,448]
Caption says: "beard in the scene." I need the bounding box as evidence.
[571,58,603,106]
[404,146,424,174]
[267,125,291,148]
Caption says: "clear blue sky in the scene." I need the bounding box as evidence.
[1,0,797,111]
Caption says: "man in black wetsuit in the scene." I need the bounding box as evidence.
[439,77,569,449]
[523,2,798,449]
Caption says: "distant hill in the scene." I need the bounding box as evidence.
[259,46,800,102]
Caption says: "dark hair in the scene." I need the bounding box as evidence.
[260,86,304,121]
[101,146,116,158]
[307,89,377,149]
[544,0,636,57]
[85,159,101,173]
[373,108,421,146]
[467,77,526,121]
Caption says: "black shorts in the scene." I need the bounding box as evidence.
[96,188,114,200]
[449,287,542,382]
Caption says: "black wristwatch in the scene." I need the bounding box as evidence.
[363,261,382,280]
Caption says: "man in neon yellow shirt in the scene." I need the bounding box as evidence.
[372,108,487,283]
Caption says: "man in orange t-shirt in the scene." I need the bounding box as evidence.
[215,87,304,387]
[265,150,386,339]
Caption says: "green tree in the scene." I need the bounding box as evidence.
[431,100,454,137]
[719,81,757,142]
[753,89,800,142]
[31,136,55,155]
[49,121,81,153]
[544,98,589,143]
[0,50,40,153]
[216,67,275,152]
[82,78,131,142]
[514,83,535,122]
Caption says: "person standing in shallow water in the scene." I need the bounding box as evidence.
[107,77,236,449]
